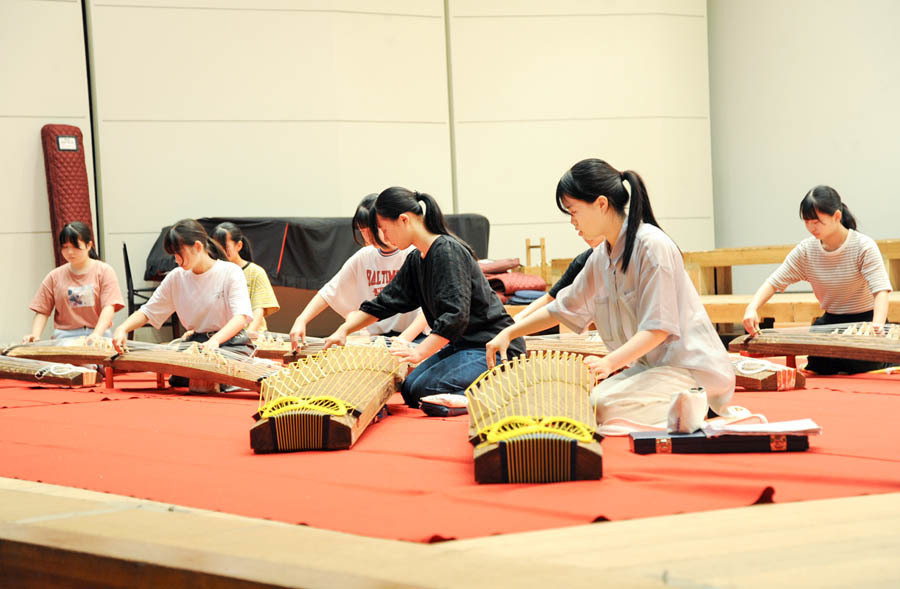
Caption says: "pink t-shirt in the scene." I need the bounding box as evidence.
[29,261,125,330]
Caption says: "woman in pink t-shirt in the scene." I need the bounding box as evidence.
[25,222,124,342]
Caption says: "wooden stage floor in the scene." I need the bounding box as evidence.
[2,477,898,588]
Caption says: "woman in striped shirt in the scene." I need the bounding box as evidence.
[742,186,891,374]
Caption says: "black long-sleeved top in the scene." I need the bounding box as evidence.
[547,248,594,298]
[360,235,525,355]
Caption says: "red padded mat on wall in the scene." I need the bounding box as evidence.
[41,124,93,265]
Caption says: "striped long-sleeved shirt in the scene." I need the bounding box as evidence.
[766,230,891,314]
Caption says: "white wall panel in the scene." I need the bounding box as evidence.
[0,0,96,343]
[0,233,58,342]
[91,6,447,122]
[448,1,714,265]
[88,0,452,307]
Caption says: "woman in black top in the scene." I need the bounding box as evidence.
[324,187,525,408]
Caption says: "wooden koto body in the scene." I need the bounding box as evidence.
[3,338,114,365]
[0,356,99,387]
[524,332,609,358]
[466,351,603,484]
[109,342,277,392]
[731,357,805,391]
[251,344,400,453]
[729,323,900,364]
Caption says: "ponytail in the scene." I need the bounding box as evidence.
[369,186,475,257]
[799,185,857,230]
[839,203,857,230]
[165,219,226,261]
[619,170,660,273]
[59,221,99,260]
[556,159,663,273]
[212,221,254,262]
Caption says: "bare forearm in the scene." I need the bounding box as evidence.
[397,311,428,342]
[873,290,889,325]
[91,305,116,337]
[513,294,553,323]
[336,310,379,336]
[30,313,49,339]
[297,294,329,325]
[116,310,149,336]
[602,329,669,373]
[503,307,559,340]
[411,333,450,361]
[210,314,249,345]
[247,308,265,333]
[748,282,777,313]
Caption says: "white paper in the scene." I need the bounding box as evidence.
[702,418,821,436]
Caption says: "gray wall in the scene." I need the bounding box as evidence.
[708,0,900,293]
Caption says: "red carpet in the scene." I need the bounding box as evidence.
[1,371,898,542]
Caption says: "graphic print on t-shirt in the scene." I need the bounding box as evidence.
[67,284,95,308]
[367,268,399,295]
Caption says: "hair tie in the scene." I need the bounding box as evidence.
[418,199,427,219]
[622,176,631,199]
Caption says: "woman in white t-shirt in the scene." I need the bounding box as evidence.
[289,194,426,350]
[112,219,253,357]
[485,158,735,435]
[742,186,892,374]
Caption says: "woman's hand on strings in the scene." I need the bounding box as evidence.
[201,338,220,353]
[21,334,37,343]
[389,341,421,365]
[583,355,613,380]
[323,328,346,350]
[742,307,761,337]
[485,330,511,370]
[289,319,307,352]
[112,328,128,354]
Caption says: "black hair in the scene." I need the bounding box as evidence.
[352,193,379,247]
[555,158,661,273]
[799,185,857,230]
[59,221,99,260]
[212,222,253,262]
[368,187,475,257]
[163,219,226,260]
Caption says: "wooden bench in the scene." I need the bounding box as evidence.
[509,293,900,332]
[684,239,900,295]
[701,292,900,325]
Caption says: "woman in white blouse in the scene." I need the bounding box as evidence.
[486,158,734,434]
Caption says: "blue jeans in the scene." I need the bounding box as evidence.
[401,344,499,407]
[53,327,112,340]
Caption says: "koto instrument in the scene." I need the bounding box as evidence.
[254,332,377,362]
[3,337,115,365]
[731,357,805,391]
[465,351,603,484]
[0,356,99,387]
[524,332,608,357]
[109,341,280,392]
[251,342,401,453]
[729,322,900,364]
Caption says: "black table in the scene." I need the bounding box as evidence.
[144,215,490,290]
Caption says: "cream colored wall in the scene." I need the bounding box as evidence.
[447,0,716,261]
[1,0,96,344]
[708,0,900,293]
[3,0,718,342]
[86,0,452,337]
